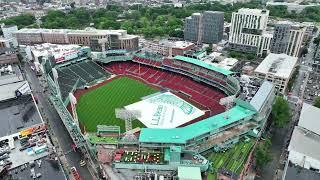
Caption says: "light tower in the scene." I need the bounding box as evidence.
[98,38,108,58]
[115,108,141,142]
[219,95,235,119]
[52,68,61,98]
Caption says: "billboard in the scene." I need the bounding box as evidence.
[55,56,65,63]
[64,50,79,61]
[125,92,204,128]
[54,50,80,63]
[19,123,48,137]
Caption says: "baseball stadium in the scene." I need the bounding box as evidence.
[43,48,275,179]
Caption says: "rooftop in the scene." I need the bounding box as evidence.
[207,140,254,179]
[0,81,28,101]
[210,58,238,71]
[10,157,66,180]
[276,21,307,30]
[0,64,25,101]
[237,8,269,15]
[204,11,224,15]
[0,64,23,84]
[139,105,256,144]
[254,53,298,79]
[15,28,138,38]
[29,43,82,58]
[161,40,194,49]
[0,47,15,54]
[288,126,320,162]
[298,103,320,135]
[178,166,201,180]
[174,55,234,76]
[284,162,320,180]
[0,95,43,137]
[250,81,274,112]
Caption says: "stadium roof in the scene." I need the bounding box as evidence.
[298,103,320,135]
[174,55,234,76]
[178,166,201,180]
[250,81,274,112]
[139,105,256,144]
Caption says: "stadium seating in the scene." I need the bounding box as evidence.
[56,61,110,101]
[104,61,226,116]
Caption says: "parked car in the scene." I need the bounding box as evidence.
[71,167,81,180]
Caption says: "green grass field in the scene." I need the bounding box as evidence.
[76,77,158,132]
[207,140,254,180]
[88,134,118,144]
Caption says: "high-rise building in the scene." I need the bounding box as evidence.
[1,24,18,48]
[184,13,202,43]
[184,11,224,44]
[270,21,306,57]
[229,8,272,56]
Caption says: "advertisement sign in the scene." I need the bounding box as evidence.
[64,50,79,61]
[54,50,80,63]
[55,56,65,63]
[20,123,48,137]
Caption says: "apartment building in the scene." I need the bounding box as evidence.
[0,48,18,65]
[312,47,320,73]
[13,28,139,51]
[229,8,272,56]
[253,53,298,94]
[184,11,224,44]
[0,24,18,48]
[301,22,315,45]
[144,40,195,57]
[270,21,306,57]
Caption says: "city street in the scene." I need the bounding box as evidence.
[256,29,319,180]
[22,62,94,180]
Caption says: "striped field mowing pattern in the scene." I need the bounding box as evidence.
[76,77,159,132]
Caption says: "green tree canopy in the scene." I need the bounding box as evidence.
[314,97,320,108]
[272,96,291,128]
[0,14,35,29]
[6,2,320,39]
[254,139,272,169]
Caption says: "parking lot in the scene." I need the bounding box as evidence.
[303,72,320,103]
[0,131,52,171]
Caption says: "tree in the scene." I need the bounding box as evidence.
[0,14,35,29]
[314,36,320,46]
[314,97,320,108]
[301,47,308,57]
[206,44,213,54]
[272,96,291,128]
[254,139,272,169]
[246,53,256,60]
[169,29,183,38]
[229,50,242,58]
